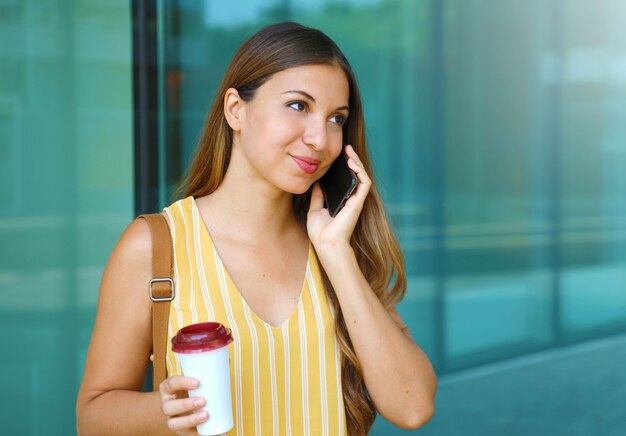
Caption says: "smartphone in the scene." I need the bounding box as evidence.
[318,148,358,217]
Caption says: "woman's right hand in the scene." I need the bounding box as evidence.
[160,375,208,434]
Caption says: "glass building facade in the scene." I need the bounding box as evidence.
[1,0,625,434]
[0,1,134,434]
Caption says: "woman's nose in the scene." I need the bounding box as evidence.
[302,117,328,150]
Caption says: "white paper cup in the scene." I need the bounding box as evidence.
[172,322,234,435]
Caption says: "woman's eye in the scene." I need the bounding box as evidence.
[330,114,345,126]
[287,101,306,111]
[287,101,345,126]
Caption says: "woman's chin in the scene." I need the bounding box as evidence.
[280,179,315,196]
[288,186,311,196]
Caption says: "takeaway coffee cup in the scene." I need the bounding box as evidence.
[172,322,234,435]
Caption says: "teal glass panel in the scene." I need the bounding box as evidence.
[443,0,556,369]
[558,2,626,339]
[0,1,134,434]
[156,0,626,434]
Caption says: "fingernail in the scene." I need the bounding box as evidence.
[191,379,199,388]
[194,398,204,407]
[197,410,208,421]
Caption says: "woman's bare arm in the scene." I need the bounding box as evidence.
[317,244,437,430]
[76,218,173,435]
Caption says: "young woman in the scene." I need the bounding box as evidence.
[76,22,436,435]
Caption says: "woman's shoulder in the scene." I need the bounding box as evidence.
[97,217,155,314]
[109,217,153,269]
[120,196,196,254]
[117,197,194,258]
[119,207,178,256]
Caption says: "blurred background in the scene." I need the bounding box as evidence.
[1,0,625,434]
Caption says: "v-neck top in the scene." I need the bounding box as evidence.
[163,196,347,436]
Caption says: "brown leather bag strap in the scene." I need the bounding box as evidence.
[138,213,174,391]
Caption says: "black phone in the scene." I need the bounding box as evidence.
[318,148,358,217]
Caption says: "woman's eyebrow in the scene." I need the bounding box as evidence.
[281,90,349,112]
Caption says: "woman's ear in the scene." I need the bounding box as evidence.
[224,88,243,131]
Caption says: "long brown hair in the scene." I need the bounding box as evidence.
[177,22,406,435]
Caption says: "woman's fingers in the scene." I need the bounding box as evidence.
[166,409,208,432]
[308,183,326,213]
[307,145,371,246]
[160,375,199,397]
[162,395,206,417]
[343,145,371,209]
[159,375,207,434]
[345,145,371,189]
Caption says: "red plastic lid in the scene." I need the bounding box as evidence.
[171,322,234,354]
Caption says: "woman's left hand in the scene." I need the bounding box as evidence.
[307,144,372,252]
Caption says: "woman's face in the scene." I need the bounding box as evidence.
[232,64,350,195]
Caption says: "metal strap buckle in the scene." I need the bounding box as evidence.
[149,278,175,302]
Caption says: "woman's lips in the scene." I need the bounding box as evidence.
[291,156,320,174]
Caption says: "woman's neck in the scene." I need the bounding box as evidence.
[195,167,305,246]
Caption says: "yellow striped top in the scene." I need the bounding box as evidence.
[163,196,347,435]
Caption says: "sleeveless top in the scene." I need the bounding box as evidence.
[163,196,347,435]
